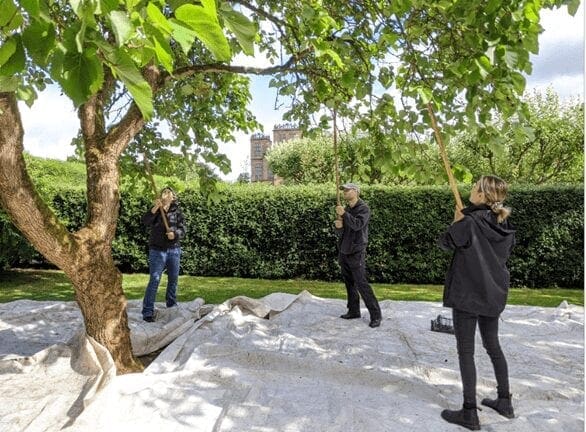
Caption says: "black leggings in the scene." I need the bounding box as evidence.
[452,308,510,407]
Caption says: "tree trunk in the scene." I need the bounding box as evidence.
[0,91,144,374]
[67,240,142,374]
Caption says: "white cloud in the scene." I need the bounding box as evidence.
[20,88,78,160]
[527,3,584,99]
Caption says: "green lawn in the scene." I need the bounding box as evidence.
[0,269,582,307]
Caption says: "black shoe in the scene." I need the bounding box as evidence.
[481,395,515,419]
[143,316,155,322]
[441,407,480,430]
[369,318,381,328]
[340,312,361,319]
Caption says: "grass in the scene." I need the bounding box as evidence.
[0,269,583,307]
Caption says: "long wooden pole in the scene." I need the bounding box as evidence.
[142,153,171,233]
[333,107,341,206]
[426,102,464,210]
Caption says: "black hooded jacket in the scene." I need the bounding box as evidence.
[336,198,370,255]
[438,204,516,317]
[142,201,186,250]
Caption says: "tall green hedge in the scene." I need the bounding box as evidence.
[1,183,583,288]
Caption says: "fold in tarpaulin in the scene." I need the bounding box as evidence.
[0,293,583,432]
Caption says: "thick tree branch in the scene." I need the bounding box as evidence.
[0,92,76,271]
[169,49,312,82]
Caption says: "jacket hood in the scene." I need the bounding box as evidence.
[462,204,515,242]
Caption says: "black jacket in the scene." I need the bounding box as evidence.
[438,204,516,317]
[142,201,186,250]
[336,199,370,255]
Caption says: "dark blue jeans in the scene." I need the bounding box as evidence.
[452,308,510,407]
[339,250,381,320]
[142,247,181,319]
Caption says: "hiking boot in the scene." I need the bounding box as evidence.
[481,395,515,419]
[369,318,381,328]
[143,309,159,323]
[340,312,361,319]
[441,407,481,430]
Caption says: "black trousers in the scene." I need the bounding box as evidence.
[452,308,511,407]
[339,250,381,320]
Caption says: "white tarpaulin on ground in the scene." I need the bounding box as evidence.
[0,292,583,431]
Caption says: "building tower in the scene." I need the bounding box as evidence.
[250,132,272,182]
[273,123,302,145]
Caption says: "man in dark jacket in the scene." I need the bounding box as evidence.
[141,186,186,322]
[335,183,382,328]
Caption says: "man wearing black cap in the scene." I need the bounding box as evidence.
[335,183,382,328]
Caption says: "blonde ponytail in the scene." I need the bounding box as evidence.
[479,176,511,223]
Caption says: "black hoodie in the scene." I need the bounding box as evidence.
[142,201,186,250]
[438,204,516,317]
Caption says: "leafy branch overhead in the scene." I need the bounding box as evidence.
[1,0,578,129]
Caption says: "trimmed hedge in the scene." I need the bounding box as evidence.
[1,183,583,288]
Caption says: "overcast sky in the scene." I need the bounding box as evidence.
[20,4,584,181]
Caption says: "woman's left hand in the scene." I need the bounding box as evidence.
[453,207,464,223]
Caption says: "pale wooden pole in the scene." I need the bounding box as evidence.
[426,102,464,210]
[333,107,341,206]
[142,152,171,233]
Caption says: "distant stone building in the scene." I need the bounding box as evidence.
[250,132,272,182]
[250,123,301,183]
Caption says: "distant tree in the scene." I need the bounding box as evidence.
[267,133,448,185]
[450,89,584,184]
[266,134,334,184]
[236,172,251,183]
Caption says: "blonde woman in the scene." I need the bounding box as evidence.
[438,176,516,430]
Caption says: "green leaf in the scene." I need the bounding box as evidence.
[0,0,18,27]
[169,19,197,55]
[0,38,17,67]
[0,75,18,91]
[0,36,25,76]
[416,86,432,104]
[58,46,104,106]
[109,11,135,47]
[523,3,539,23]
[147,3,172,34]
[568,0,580,15]
[522,33,539,54]
[16,85,36,107]
[219,7,257,56]
[485,0,500,14]
[318,47,343,67]
[169,0,190,11]
[69,0,83,18]
[19,0,39,16]
[504,48,518,68]
[147,25,174,73]
[99,0,118,14]
[474,55,491,78]
[510,72,526,94]
[104,47,153,119]
[175,1,231,61]
[22,20,56,66]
